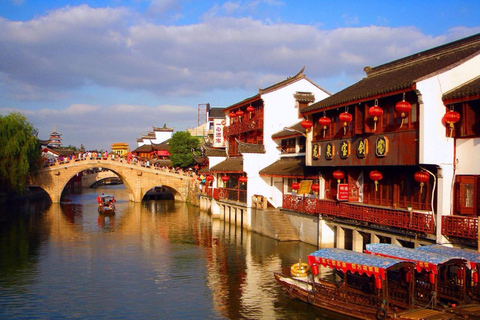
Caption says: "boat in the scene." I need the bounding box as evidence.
[275,248,420,320]
[96,194,116,214]
[274,248,480,320]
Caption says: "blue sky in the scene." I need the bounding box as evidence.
[1,0,480,150]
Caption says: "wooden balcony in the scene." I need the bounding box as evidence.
[224,111,264,136]
[282,194,434,234]
[212,187,247,203]
[442,215,478,240]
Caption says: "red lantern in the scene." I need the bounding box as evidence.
[369,102,383,131]
[318,116,331,138]
[239,176,248,184]
[311,183,320,194]
[229,111,236,118]
[246,105,254,113]
[194,165,199,170]
[301,120,313,132]
[414,170,429,193]
[369,170,383,192]
[375,276,382,290]
[332,170,345,183]
[221,175,230,182]
[395,93,411,128]
[444,110,460,137]
[291,182,300,190]
[206,175,214,181]
[236,109,244,117]
[474,270,479,284]
[429,273,436,284]
[339,112,352,134]
[311,263,319,276]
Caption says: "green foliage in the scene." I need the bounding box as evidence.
[169,131,200,168]
[0,112,41,193]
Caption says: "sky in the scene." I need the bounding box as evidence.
[1,0,480,151]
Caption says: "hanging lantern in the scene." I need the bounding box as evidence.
[301,119,313,132]
[229,111,236,118]
[246,105,254,113]
[414,170,429,193]
[444,110,460,138]
[318,116,331,138]
[332,170,345,183]
[375,276,382,290]
[369,170,383,192]
[474,270,479,284]
[221,175,230,182]
[395,93,412,128]
[368,100,383,131]
[311,183,320,194]
[236,109,244,119]
[291,182,300,191]
[311,263,319,276]
[206,175,214,182]
[429,273,436,284]
[339,112,353,135]
[194,165,199,170]
[239,176,248,184]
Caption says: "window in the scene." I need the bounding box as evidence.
[455,175,479,215]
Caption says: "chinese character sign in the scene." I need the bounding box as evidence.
[213,119,226,148]
[337,183,349,201]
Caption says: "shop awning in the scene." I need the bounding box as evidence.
[365,243,469,274]
[259,157,317,178]
[308,248,414,280]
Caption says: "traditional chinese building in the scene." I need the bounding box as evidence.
[294,33,480,249]
[48,125,62,148]
[110,142,130,157]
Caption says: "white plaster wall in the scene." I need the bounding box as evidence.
[456,138,480,174]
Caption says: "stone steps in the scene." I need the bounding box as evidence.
[265,210,299,241]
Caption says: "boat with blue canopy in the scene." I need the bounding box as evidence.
[275,248,419,320]
[366,243,470,307]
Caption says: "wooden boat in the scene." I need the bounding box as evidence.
[416,244,480,303]
[275,248,420,320]
[96,194,116,214]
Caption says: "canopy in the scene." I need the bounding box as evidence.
[308,248,413,280]
[365,243,469,274]
[416,245,480,267]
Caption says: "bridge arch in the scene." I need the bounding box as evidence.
[32,158,195,204]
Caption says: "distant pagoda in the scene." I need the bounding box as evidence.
[49,125,62,148]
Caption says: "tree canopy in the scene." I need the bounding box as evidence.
[0,112,41,193]
[168,131,200,168]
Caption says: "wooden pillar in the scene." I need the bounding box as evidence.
[352,229,363,252]
[336,226,345,249]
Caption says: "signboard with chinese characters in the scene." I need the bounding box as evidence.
[375,136,389,157]
[213,119,226,148]
[312,143,320,160]
[325,142,335,160]
[337,183,349,201]
[340,140,350,159]
[356,139,368,158]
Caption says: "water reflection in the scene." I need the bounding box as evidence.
[0,186,348,320]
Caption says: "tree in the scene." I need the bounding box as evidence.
[0,112,41,193]
[168,131,200,168]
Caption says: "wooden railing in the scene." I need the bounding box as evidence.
[224,111,264,136]
[283,194,434,234]
[212,187,247,203]
[442,215,478,240]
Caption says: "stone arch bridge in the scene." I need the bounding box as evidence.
[32,158,197,203]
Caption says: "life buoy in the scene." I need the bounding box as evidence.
[218,191,224,198]
[291,262,310,277]
[376,307,386,320]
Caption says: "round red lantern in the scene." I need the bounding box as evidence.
[311,183,320,194]
[369,104,383,131]
[291,182,300,191]
[318,116,331,138]
[444,110,460,137]
[395,94,412,128]
[246,105,255,119]
[414,170,429,193]
[369,170,383,191]
[301,120,313,132]
[194,165,199,170]
[229,111,236,118]
[221,175,230,182]
[206,175,214,181]
[339,112,352,134]
[332,170,345,183]
[239,176,248,184]
[236,109,244,117]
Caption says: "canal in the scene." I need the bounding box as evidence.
[0,185,347,319]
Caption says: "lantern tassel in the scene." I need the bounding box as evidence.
[400,118,404,128]
[374,181,378,192]
[420,182,424,194]
[343,125,347,135]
